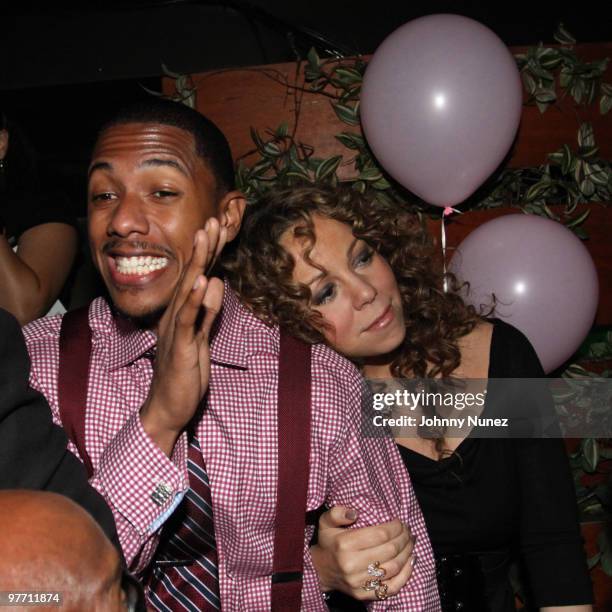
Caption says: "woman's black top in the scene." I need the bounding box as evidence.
[397,319,593,611]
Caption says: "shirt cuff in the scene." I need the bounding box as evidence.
[96,411,189,535]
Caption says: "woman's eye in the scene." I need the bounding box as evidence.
[355,248,374,267]
[313,283,336,306]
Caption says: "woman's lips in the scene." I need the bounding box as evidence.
[364,304,394,332]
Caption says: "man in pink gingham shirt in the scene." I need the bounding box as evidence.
[23,99,440,610]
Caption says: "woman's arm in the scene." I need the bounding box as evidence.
[541,606,592,611]
[491,321,593,609]
[0,222,77,324]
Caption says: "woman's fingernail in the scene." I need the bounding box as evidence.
[345,508,358,521]
[193,276,203,291]
[409,554,417,568]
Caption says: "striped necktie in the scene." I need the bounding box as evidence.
[147,436,221,611]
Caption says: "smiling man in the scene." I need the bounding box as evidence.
[22,98,439,610]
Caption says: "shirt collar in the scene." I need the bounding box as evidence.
[90,298,158,371]
[94,281,271,372]
[209,280,273,369]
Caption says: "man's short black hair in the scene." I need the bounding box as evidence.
[100,97,235,194]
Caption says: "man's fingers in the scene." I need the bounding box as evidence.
[174,275,208,344]
[202,217,220,271]
[318,506,359,531]
[197,277,224,341]
[207,225,228,274]
[172,228,211,310]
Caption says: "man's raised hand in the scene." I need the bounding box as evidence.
[140,219,227,456]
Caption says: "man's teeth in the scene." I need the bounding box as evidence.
[115,256,168,275]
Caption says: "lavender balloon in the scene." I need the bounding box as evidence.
[449,215,599,373]
[361,14,522,207]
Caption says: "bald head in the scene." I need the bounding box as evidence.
[0,491,125,611]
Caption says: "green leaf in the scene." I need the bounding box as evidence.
[250,127,266,155]
[307,47,320,70]
[586,163,609,186]
[359,167,383,182]
[602,550,612,577]
[314,155,343,182]
[600,95,612,115]
[161,63,183,79]
[250,159,273,177]
[275,122,289,138]
[372,177,392,190]
[579,178,595,197]
[534,88,557,104]
[571,80,585,104]
[554,23,576,45]
[286,159,311,181]
[574,159,584,183]
[587,552,601,570]
[521,72,537,95]
[335,132,364,150]
[526,182,548,202]
[578,123,595,148]
[332,102,360,126]
[352,180,366,194]
[263,142,281,157]
[578,145,599,160]
[542,204,559,220]
[334,67,363,85]
[561,145,573,175]
[581,439,599,473]
[559,67,572,89]
[566,207,590,229]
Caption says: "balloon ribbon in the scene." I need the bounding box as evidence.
[441,207,462,292]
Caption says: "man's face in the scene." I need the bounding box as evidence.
[88,122,221,324]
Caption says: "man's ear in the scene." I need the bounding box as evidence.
[0,130,9,160]
[217,191,247,242]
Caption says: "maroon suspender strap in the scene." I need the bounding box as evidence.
[271,330,312,611]
[58,306,94,479]
[58,309,311,608]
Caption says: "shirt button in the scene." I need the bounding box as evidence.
[151,481,174,506]
[453,567,463,577]
[455,602,464,610]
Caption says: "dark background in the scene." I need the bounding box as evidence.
[1,0,610,215]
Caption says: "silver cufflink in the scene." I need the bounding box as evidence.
[151,482,174,506]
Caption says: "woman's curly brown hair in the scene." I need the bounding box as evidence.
[223,185,482,379]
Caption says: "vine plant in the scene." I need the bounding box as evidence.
[232,24,611,235]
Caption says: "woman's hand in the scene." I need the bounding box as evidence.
[310,506,416,601]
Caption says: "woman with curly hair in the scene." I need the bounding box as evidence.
[224,185,592,612]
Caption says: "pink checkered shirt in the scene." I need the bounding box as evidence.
[23,283,440,611]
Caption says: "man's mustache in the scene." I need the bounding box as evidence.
[102,240,173,258]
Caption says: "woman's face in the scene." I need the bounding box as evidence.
[280,214,406,359]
